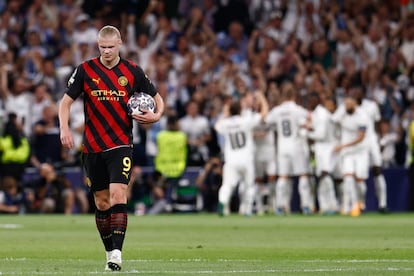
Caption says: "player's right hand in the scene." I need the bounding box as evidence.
[60,128,74,149]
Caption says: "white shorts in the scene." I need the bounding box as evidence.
[255,159,277,179]
[313,144,342,178]
[368,140,383,167]
[341,150,369,179]
[277,150,309,176]
[222,161,255,190]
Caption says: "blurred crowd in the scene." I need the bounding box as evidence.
[0,0,414,214]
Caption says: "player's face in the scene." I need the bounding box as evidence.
[324,99,336,113]
[344,97,356,114]
[98,34,122,63]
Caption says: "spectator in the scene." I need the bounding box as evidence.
[195,155,222,213]
[0,175,33,214]
[29,83,53,133]
[217,21,249,63]
[0,68,34,137]
[27,162,74,214]
[179,100,211,166]
[128,167,167,215]
[378,119,400,168]
[0,113,30,182]
[33,59,62,101]
[31,104,68,168]
[71,13,98,64]
[155,114,187,205]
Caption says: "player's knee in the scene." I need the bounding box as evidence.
[372,166,382,176]
[94,191,111,210]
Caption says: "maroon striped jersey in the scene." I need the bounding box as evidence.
[65,57,156,153]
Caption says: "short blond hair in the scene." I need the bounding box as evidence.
[98,25,121,39]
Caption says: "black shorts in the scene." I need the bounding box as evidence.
[83,146,133,192]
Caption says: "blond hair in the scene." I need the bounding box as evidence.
[98,25,121,40]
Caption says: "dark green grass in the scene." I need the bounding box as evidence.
[0,213,414,275]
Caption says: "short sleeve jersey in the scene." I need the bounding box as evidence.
[66,57,156,153]
[215,112,261,164]
[265,101,309,153]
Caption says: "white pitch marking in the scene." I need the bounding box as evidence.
[0,224,22,229]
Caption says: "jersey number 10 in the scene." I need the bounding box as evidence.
[229,132,246,150]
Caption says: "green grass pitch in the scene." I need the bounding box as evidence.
[0,213,414,275]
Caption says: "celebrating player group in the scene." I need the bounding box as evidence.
[215,83,388,217]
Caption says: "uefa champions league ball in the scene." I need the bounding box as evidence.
[127,92,156,115]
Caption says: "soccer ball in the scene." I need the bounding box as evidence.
[127,92,156,115]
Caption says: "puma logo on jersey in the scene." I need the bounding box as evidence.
[92,78,100,85]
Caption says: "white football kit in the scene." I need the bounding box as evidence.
[360,99,382,167]
[266,101,313,213]
[215,111,262,216]
[359,99,388,210]
[332,107,370,214]
[332,107,370,178]
[308,105,341,176]
[266,101,310,176]
[253,121,277,178]
[308,104,340,213]
[253,121,278,214]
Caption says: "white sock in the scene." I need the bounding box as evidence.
[356,180,367,209]
[318,175,337,212]
[343,176,357,214]
[374,174,387,208]
[298,176,312,210]
[276,178,289,209]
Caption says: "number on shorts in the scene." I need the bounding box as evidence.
[122,157,131,179]
[229,131,246,149]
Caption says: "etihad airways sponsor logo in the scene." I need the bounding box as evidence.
[91,89,126,101]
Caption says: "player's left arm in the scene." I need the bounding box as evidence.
[254,90,269,120]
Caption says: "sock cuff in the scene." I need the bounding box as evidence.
[111,204,127,213]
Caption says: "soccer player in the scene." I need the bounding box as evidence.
[215,92,269,216]
[58,25,164,271]
[242,90,277,215]
[266,82,313,215]
[352,87,388,213]
[304,93,339,214]
[332,95,369,216]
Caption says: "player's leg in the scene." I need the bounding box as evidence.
[373,166,388,212]
[264,160,277,214]
[240,163,256,216]
[275,154,290,214]
[317,172,337,214]
[316,148,338,214]
[218,163,238,216]
[341,154,359,216]
[105,147,133,271]
[84,153,114,270]
[293,151,313,214]
[355,150,370,213]
[254,161,266,215]
[369,141,388,212]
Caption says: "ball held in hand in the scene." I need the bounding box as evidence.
[127,92,156,115]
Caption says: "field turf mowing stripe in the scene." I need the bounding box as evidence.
[0,213,413,275]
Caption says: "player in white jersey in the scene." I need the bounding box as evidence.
[332,95,369,216]
[353,87,388,213]
[304,93,339,214]
[215,92,269,216]
[253,120,278,215]
[265,83,313,215]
